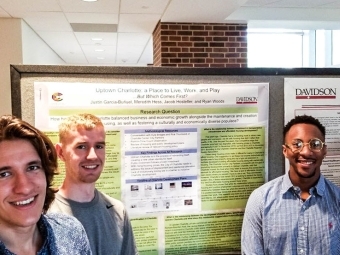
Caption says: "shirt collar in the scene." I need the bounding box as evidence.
[281,171,326,196]
[37,215,53,254]
[314,174,326,196]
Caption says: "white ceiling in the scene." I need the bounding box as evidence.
[1,0,340,66]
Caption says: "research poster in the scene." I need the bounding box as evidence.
[35,82,269,254]
[285,78,340,186]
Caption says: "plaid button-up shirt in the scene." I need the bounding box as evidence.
[241,173,340,255]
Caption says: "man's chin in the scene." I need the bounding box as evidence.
[297,169,317,179]
[81,174,101,183]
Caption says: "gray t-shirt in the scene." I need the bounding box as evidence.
[48,189,138,255]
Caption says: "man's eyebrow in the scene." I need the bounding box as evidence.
[27,160,42,165]
[74,141,87,146]
[0,165,10,171]
[0,160,42,171]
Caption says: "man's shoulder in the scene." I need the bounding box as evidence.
[44,213,84,231]
[47,193,73,214]
[247,175,285,203]
[254,175,284,193]
[245,176,285,213]
[323,177,340,196]
[42,214,91,254]
[96,190,126,209]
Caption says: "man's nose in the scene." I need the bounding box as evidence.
[87,147,98,159]
[299,142,312,154]
[13,173,33,194]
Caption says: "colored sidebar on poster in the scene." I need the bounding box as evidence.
[285,78,340,186]
[35,82,269,255]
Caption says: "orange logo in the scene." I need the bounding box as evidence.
[52,93,63,101]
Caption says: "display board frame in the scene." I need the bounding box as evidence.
[13,65,340,180]
[10,65,340,254]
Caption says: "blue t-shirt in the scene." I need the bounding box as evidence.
[0,213,92,255]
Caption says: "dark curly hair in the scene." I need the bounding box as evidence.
[0,115,58,213]
[283,115,325,140]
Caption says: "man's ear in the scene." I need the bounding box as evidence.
[55,143,65,161]
[282,144,288,158]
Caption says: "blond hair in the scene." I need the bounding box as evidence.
[59,113,104,142]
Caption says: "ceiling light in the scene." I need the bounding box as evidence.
[95,49,104,52]
[83,0,97,2]
[91,38,103,41]
[71,23,117,33]
[97,57,105,59]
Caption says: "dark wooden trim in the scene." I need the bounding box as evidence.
[10,64,340,76]
[10,65,22,118]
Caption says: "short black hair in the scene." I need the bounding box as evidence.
[283,115,325,140]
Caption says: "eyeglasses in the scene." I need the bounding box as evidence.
[285,138,325,153]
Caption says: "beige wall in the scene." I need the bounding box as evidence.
[0,18,64,116]
[0,18,22,116]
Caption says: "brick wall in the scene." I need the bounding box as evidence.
[152,22,247,68]
[153,20,162,67]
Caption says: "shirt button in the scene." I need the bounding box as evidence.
[301,227,305,231]
[300,249,304,254]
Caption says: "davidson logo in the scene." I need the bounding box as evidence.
[295,88,336,99]
[236,97,258,104]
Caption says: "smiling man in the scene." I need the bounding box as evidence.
[0,115,91,255]
[48,113,138,255]
[241,115,340,255]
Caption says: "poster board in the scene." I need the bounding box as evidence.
[284,78,340,186]
[12,65,340,254]
[10,65,284,181]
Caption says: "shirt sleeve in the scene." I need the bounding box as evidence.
[79,223,93,255]
[44,213,93,255]
[241,188,265,255]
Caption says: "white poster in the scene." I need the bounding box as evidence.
[285,78,340,185]
[35,82,269,254]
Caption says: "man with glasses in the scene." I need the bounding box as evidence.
[241,115,340,255]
